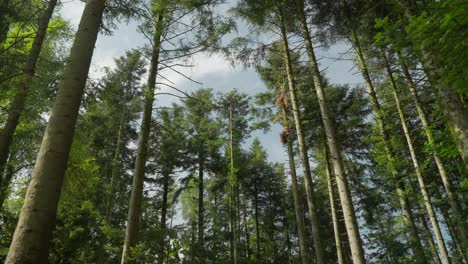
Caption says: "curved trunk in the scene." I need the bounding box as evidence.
[0,0,58,185]
[120,6,165,263]
[351,32,427,262]
[5,0,106,262]
[278,12,326,264]
[281,100,310,264]
[293,3,365,262]
[383,52,450,264]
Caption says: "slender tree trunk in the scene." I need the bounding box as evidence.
[254,180,260,259]
[351,32,427,262]
[5,0,106,262]
[158,172,170,264]
[198,150,205,261]
[120,6,165,263]
[394,1,468,166]
[243,200,251,260]
[105,109,127,221]
[383,52,451,264]
[398,53,465,241]
[278,12,326,264]
[419,211,442,264]
[0,0,58,183]
[324,146,345,264]
[280,98,310,264]
[0,154,14,209]
[292,3,365,262]
[229,103,239,264]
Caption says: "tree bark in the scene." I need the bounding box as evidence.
[280,99,310,264]
[158,172,170,264]
[278,11,326,264]
[5,0,106,262]
[324,146,345,264]
[228,103,239,264]
[254,180,260,260]
[120,5,165,263]
[197,150,205,261]
[351,32,427,262]
[383,52,450,264]
[398,53,465,242]
[292,3,365,262]
[395,1,468,167]
[0,154,15,209]
[105,109,127,221]
[0,0,58,185]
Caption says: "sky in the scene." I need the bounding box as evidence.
[58,0,364,165]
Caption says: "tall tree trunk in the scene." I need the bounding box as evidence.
[398,53,465,241]
[350,32,427,262]
[254,180,260,260]
[243,199,251,260]
[419,210,442,264]
[395,1,468,166]
[105,109,127,221]
[5,0,106,262]
[229,103,239,264]
[292,3,365,262]
[197,150,205,261]
[120,5,165,263]
[383,52,451,264]
[0,0,58,184]
[158,172,170,264]
[280,95,310,264]
[324,146,345,264]
[278,12,326,264]
[0,154,15,209]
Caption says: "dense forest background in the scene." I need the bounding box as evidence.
[0,0,467,263]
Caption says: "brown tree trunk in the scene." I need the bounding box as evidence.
[383,52,451,264]
[278,11,326,264]
[254,180,260,260]
[292,3,365,262]
[120,5,165,263]
[0,0,58,184]
[351,32,427,262]
[5,0,106,262]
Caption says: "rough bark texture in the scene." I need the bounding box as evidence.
[399,53,465,242]
[351,34,426,262]
[278,12,326,264]
[383,53,450,264]
[281,102,310,264]
[5,0,106,262]
[324,148,344,264]
[120,8,165,264]
[293,3,365,262]
[0,0,58,185]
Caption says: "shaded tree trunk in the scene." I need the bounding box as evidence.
[280,95,310,264]
[0,0,58,185]
[198,150,205,261]
[383,52,450,264]
[158,172,170,264]
[398,53,465,242]
[293,3,365,262]
[351,32,427,262]
[120,5,165,263]
[105,109,127,221]
[5,0,106,262]
[228,103,239,264]
[278,11,326,264]
[0,154,15,209]
[254,180,260,260]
